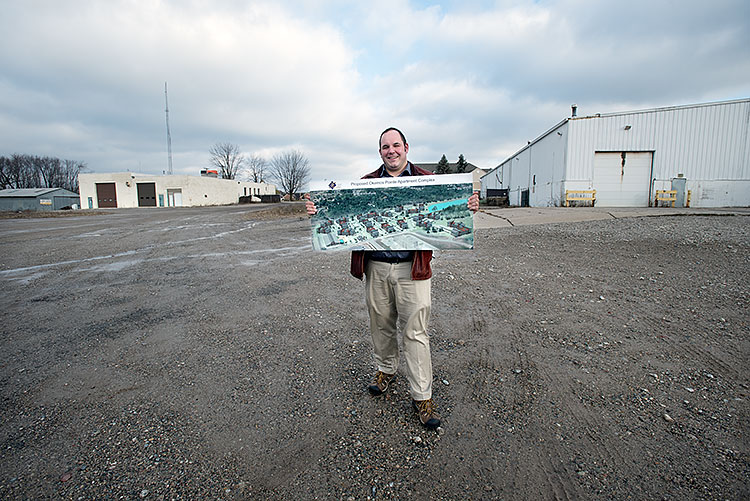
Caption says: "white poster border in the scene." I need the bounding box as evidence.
[309,173,472,192]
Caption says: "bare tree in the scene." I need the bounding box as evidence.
[0,154,37,189]
[35,156,85,191]
[37,156,62,188]
[0,154,36,189]
[61,159,87,192]
[246,154,267,183]
[0,154,86,192]
[209,142,245,179]
[270,149,311,200]
[0,156,12,189]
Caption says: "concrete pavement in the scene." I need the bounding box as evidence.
[474,206,750,228]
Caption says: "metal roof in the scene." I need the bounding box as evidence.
[570,97,750,121]
[0,188,77,198]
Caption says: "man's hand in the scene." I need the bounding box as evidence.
[468,192,479,213]
[304,193,317,215]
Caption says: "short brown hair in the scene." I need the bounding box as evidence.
[379,127,407,147]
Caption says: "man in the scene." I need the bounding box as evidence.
[307,127,479,429]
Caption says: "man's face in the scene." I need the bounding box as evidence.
[379,130,409,174]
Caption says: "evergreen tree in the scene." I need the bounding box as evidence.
[456,153,468,173]
[436,154,450,174]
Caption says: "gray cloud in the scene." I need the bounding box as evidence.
[1,0,748,185]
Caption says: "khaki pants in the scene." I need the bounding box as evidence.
[365,260,432,400]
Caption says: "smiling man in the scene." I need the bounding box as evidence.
[379,127,410,175]
[307,127,479,429]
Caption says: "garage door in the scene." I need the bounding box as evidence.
[593,152,653,207]
[137,183,157,207]
[96,183,117,208]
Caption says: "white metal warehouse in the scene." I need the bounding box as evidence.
[78,172,276,209]
[481,98,750,207]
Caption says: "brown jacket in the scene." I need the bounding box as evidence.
[350,163,433,281]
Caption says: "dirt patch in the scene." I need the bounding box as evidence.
[242,202,308,220]
[0,209,110,219]
[0,208,747,500]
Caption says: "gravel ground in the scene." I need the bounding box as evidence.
[0,204,748,500]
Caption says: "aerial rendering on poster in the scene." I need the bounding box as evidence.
[309,173,474,251]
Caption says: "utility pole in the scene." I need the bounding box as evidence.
[164,82,173,175]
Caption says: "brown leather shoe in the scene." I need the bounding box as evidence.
[367,371,395,396]
[412,398,441,429]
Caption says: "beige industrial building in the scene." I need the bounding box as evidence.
[78,172,276,209]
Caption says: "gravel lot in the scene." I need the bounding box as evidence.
[0,204,748,500]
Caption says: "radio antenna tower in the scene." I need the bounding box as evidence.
[164,82,173,175]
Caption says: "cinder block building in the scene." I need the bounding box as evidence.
[78,172,276,209]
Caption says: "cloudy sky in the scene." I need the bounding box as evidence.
[1,0,748,184]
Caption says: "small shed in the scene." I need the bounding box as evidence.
[0,188,81,211]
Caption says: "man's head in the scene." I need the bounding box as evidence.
[379,127,409,176]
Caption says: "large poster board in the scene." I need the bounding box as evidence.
[309,173,473,251]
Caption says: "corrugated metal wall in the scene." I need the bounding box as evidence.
[528,124,568,206]
[52,196,80,210]
[567,99,750,185]
[0,190,80,211]
[481,166,503,199]
[483,99,749,207]
[482,121,568,206]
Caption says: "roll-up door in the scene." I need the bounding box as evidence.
[593,152,653,207]
[96,183,117,208]
[137,183,157,207]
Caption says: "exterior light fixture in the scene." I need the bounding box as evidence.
[624,125,632,130]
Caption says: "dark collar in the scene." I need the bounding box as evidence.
[378,162,413,178]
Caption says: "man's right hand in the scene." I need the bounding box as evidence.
[304,194,317,215]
